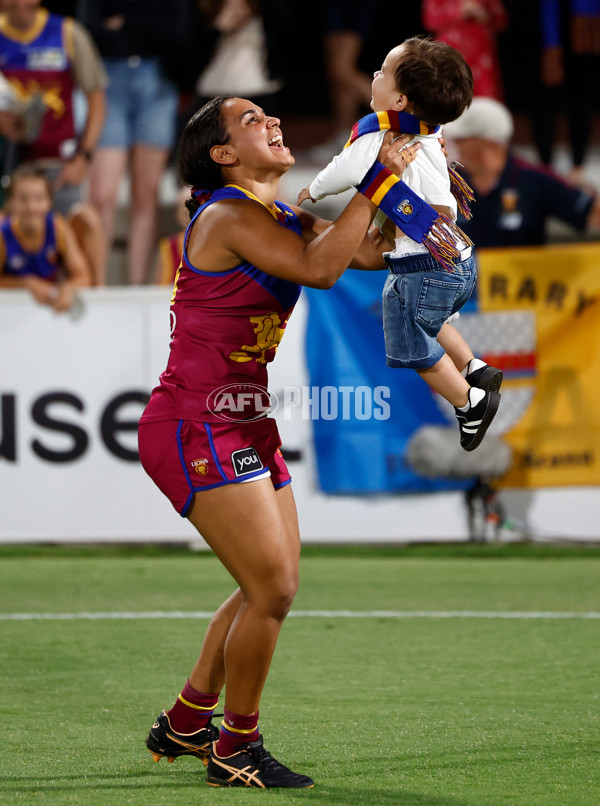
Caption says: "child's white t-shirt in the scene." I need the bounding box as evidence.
[308,130,462,258]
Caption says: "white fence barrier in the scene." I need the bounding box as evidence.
[0,288,597,544]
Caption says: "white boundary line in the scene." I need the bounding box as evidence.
[1,610,599,621]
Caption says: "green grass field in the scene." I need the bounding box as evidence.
[1,543,599,805]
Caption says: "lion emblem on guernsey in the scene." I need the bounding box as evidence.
[191,458,209,476]
[229,312,286,364]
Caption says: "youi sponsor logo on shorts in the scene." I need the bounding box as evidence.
[208,383,391,421]
[231,447,264,477]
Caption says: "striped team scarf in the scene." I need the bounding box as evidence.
[344,110,440,146]
[347,111,475,270]
[345,110,474,219]
[356,160,472,272]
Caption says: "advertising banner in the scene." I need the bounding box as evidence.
[1,239,599,544]
[0,288,180,541]
[304,271,468,494]
[0,288,471,542]
[476,243,600,488]
[305,243,600,493]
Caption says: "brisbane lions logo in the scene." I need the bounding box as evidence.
[191,458,208,476]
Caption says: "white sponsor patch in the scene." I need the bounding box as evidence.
[231,447,263,477]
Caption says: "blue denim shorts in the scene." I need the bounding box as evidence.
[382,249,477,370]
[98,57,178,150]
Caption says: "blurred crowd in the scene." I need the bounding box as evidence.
[1,0,600,303]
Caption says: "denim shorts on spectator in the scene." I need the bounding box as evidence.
[98,57,178,150]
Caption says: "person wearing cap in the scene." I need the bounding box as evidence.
[443,97,600,247]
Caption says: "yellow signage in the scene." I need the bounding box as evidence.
[476,242,600,487]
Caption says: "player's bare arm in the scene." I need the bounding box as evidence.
[187,193,379,289]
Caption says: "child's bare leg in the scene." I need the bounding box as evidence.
[437,323,473,372]
[417,353,471,408]
[439,322,504,393]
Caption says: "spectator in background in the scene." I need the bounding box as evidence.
[189,0,289,124]
[0,70,27,207]
[153,184,188,286]
[0,0,108,284]
[80,0,190,285]
[422,0,508,100]
[304,0,381,161]
[443,97,600,248]
[0,163,90,312]
[530,0,600,186]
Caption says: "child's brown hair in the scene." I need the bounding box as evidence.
[394,37,473,126]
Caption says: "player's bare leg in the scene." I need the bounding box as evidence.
[147,480,313,787]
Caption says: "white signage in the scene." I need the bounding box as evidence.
[0,289,596,543]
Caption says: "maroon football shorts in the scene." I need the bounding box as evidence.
[138,417,291,516]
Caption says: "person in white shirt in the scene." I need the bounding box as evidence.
[298,37,502,452]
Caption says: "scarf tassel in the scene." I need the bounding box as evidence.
[422,214,473,273]
[448,162,475,221]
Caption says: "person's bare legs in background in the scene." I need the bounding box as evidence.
[128,143,170,286]
[89,144,169,285]
[323,29,372,143]
[68,202,108,286]
[306,1,380,160]
[88,147,127,282]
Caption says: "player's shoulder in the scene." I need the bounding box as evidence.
[206,195,282,225]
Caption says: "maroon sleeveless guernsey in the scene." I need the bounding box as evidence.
[141,186,302,424]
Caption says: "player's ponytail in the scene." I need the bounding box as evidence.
[177,95,234,219]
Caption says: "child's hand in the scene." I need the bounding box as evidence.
[438,135,448,158]
[297,186,315,206]
[25,275,57,306]
[51,283,78,313]
[379,131,421,176]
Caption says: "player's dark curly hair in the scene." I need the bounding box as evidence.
[394,37,473,125]
[177,95,234,218]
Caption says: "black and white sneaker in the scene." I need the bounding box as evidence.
[465,363,503,392]
[146,710,219,765]
[455,388,501,452]
[206,735,314,788]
